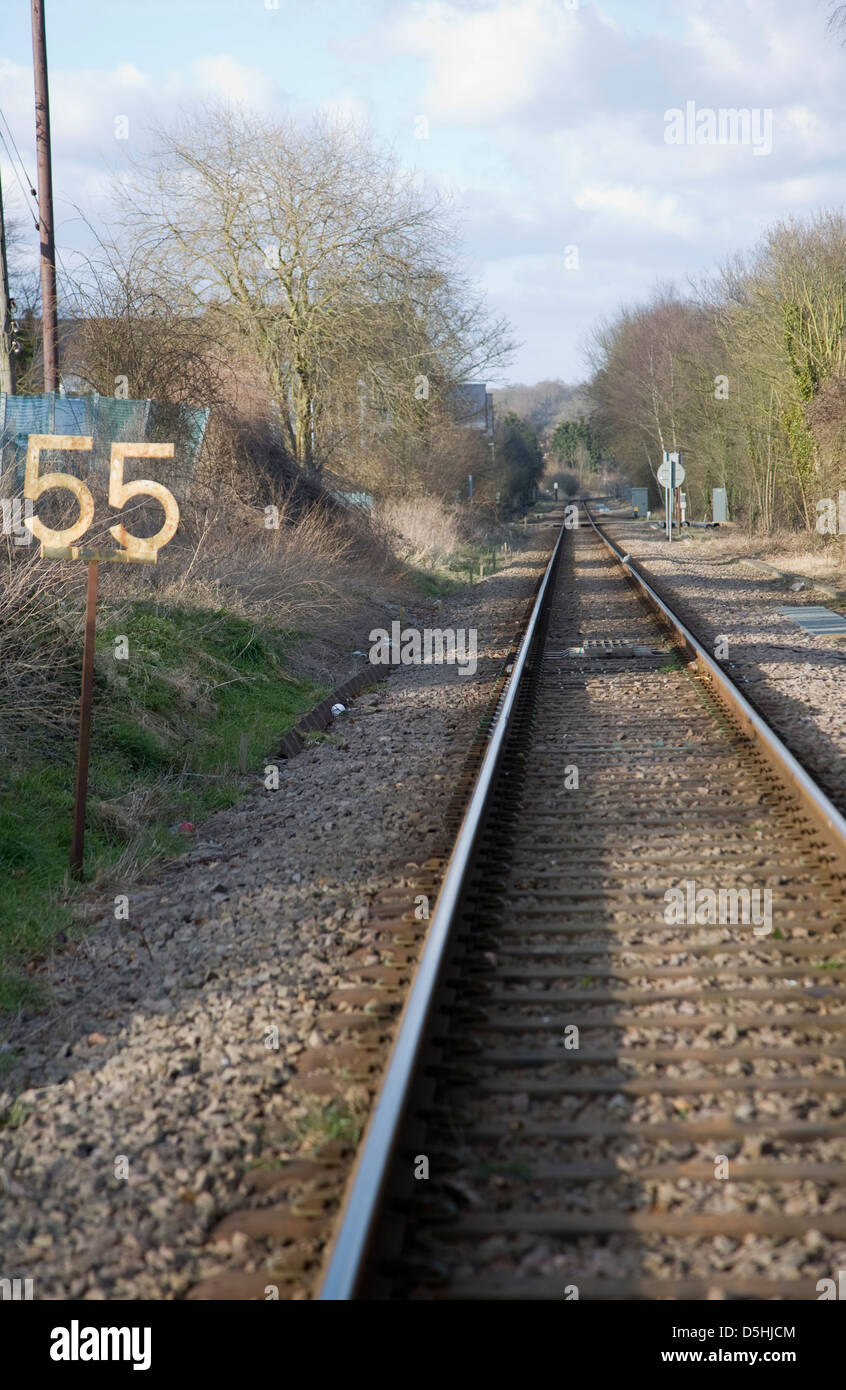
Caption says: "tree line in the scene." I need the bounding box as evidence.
[550,418,601,472]
[588,211,846,531]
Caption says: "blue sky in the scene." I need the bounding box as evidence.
[1,0,844,384]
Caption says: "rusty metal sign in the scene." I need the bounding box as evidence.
[24,433,180,561]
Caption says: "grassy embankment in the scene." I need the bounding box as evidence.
[0,597,324,1015]
[0,494,522,1020]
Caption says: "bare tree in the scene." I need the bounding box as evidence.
[114,104,512,475]
[67,249,233,410]
[828,2,846,34]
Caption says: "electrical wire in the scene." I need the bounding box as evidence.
[0,127,39,231]
[0,105,78,316]
[0,105,38,206]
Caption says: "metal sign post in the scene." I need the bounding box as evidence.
[23,433,181,878]
[70,560,98,878]
[657,452,685,543]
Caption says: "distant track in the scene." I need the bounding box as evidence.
[319,501,846,1300]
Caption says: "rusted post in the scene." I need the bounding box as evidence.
[70,560,98,878]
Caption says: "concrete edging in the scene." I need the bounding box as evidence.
[276,667,381,759]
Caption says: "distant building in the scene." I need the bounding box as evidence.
[450,383,494,437]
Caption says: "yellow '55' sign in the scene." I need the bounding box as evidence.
[24,434,180,562]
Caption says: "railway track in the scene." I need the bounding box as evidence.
[319,502,846,1300]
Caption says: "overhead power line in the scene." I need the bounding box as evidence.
[0,129,39,230]
[0,105,39,225]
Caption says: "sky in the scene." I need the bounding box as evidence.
[1,0,844,385]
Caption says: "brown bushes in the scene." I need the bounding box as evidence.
[0,539,83,746]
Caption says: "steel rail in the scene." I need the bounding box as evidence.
[585,503,846,860]
[318,513,568,1299]
[320,499,846,1300]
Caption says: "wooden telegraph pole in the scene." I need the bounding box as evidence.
[31,0,59,392]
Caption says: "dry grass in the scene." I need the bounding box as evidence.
[0,538,84,747]
[0,480,398,757]
[757,531,846,579]
[101,487,398,631]
[660,523,846,586]
[373,495,465,568]
[690,527,846,580]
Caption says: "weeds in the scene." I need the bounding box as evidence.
[289,1100,365,1151]
[0,1096,30,1130]
[302,730,344,746]
[373,495,465,568]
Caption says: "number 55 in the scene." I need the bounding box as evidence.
[108,442,180,561]
[24,435,180,560]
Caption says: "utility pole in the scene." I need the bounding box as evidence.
[0,167,16,394]
[31,0,59,392]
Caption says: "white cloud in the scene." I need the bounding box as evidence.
[573,184,694,237]
[113,64,149,89]
[192,56,274,107]
[390,0,586,122]
[318,91,371,127]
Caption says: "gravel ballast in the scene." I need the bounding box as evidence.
[0,535,553,1300]
[601,515,846,816]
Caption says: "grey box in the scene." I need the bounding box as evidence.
[631,487,649,516]
[712,488,728,524]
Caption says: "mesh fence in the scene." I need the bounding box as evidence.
[0,392,208,484]
[0,392,210,549]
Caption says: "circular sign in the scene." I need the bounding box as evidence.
[657,458,685,487]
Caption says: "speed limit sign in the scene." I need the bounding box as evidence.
[25,434,180,562]
[23,432,182,878]
[657,455,685,488]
